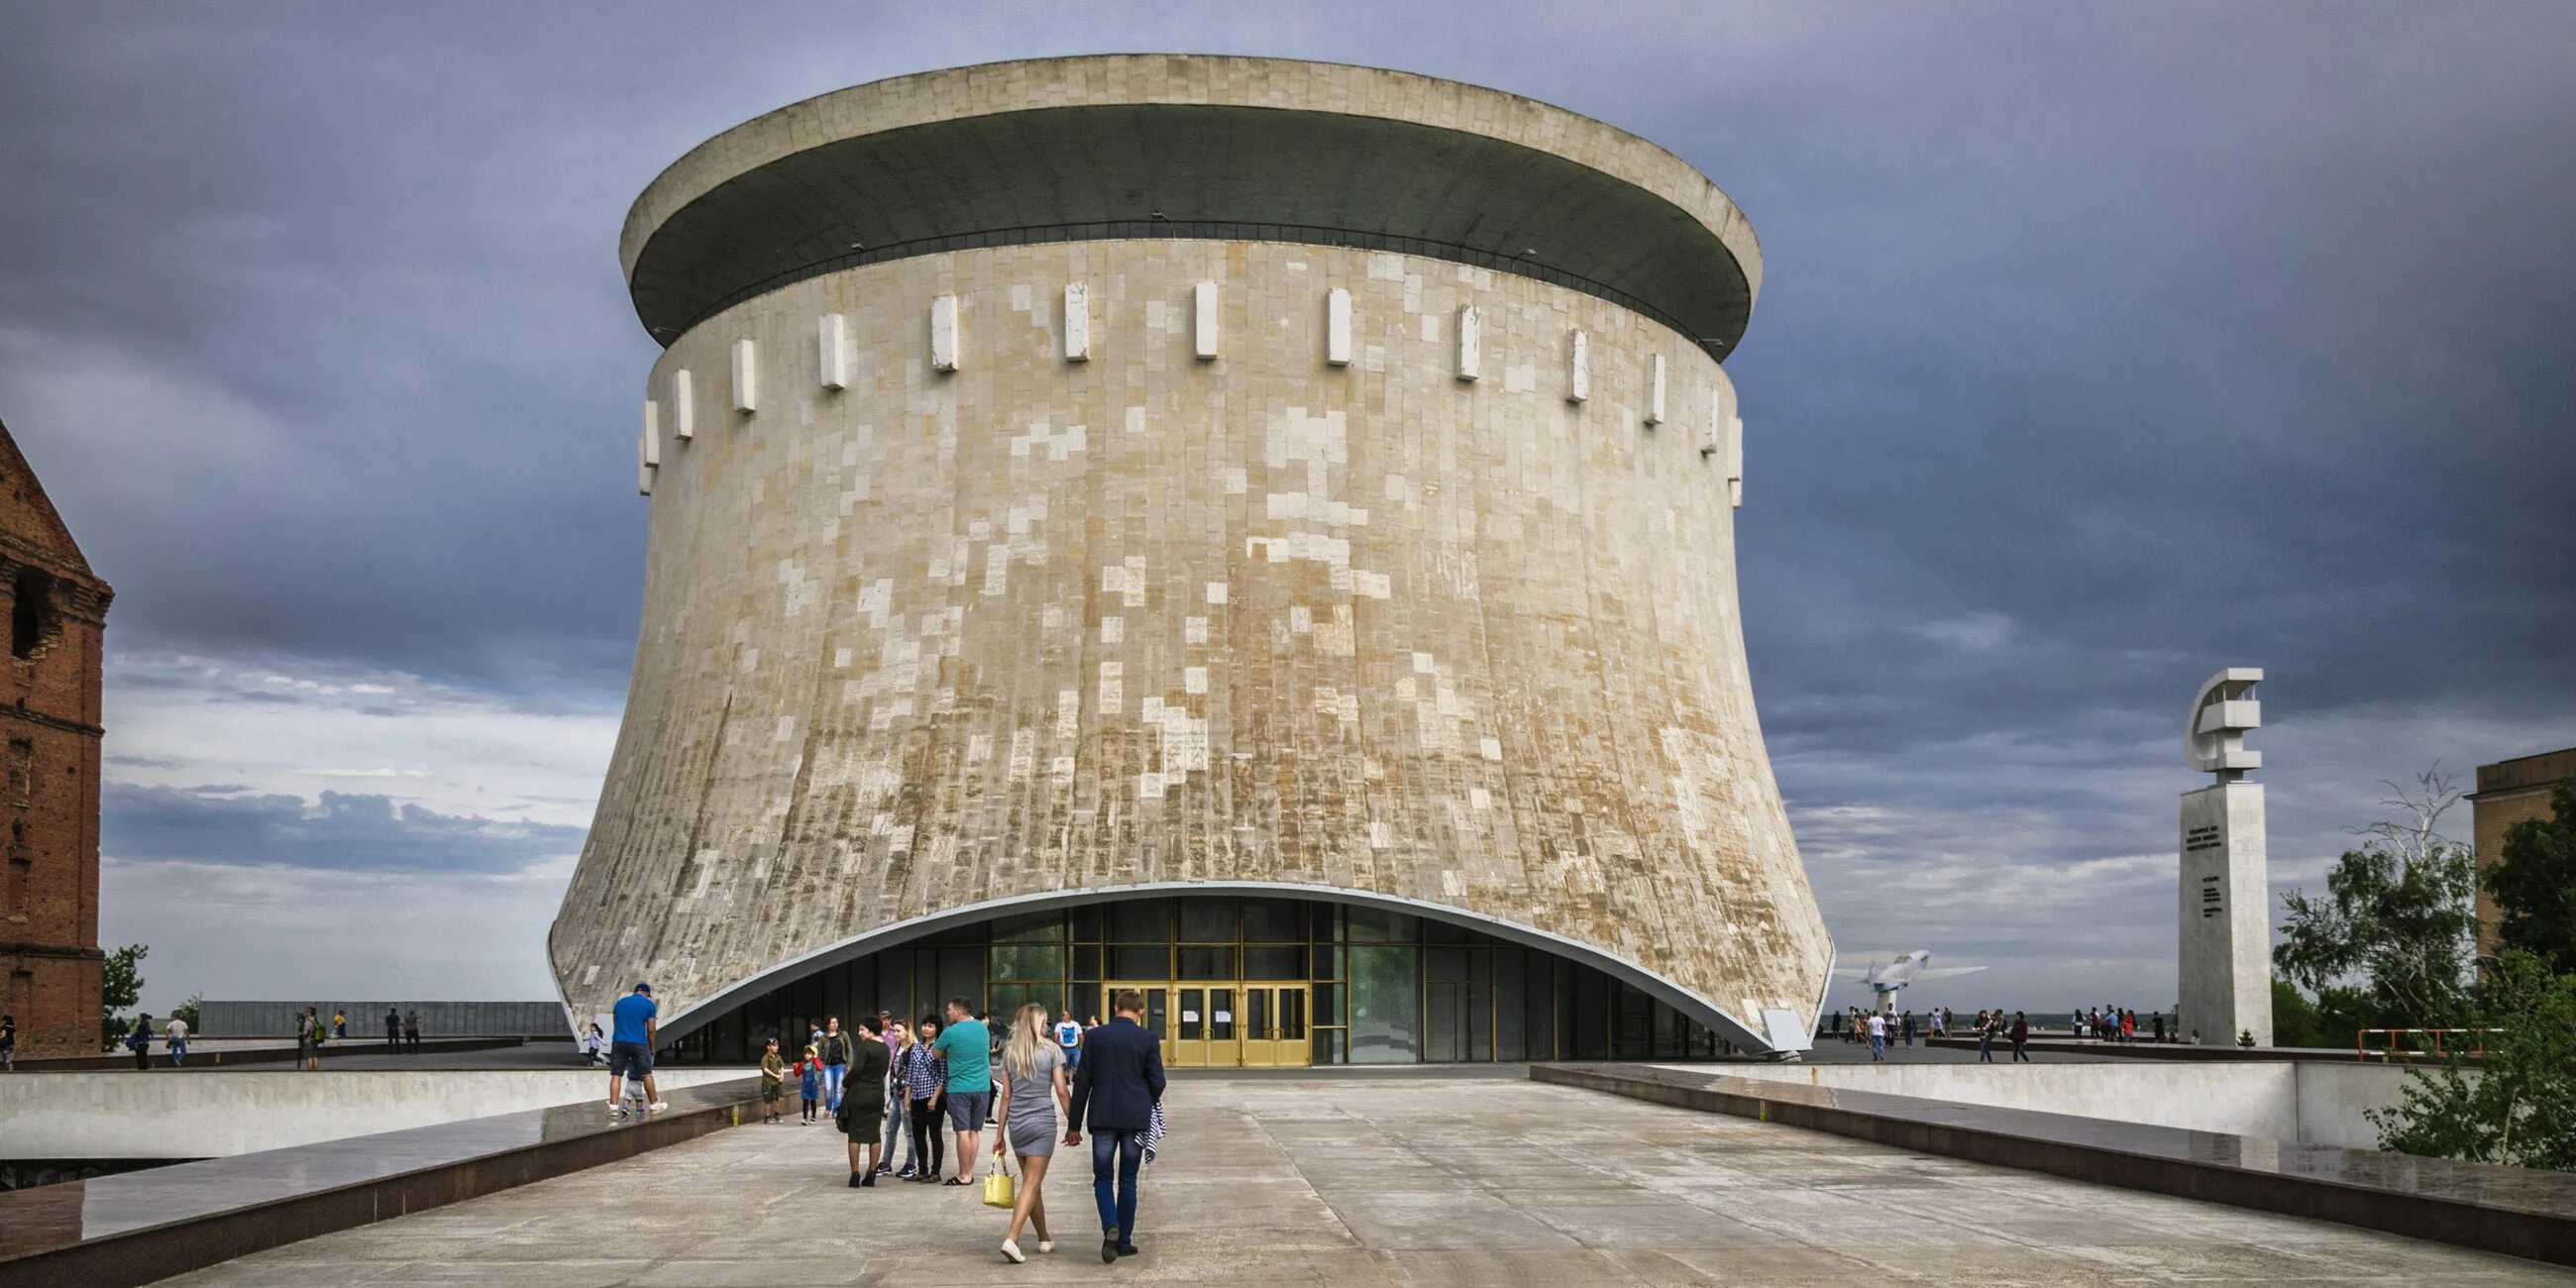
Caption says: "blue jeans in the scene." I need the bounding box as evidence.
[1869,1033,1884,1060]
[1979,1032,1993,1061]
[820,1062,847,1112]
[1091,1127,1146,1243]
[169,1038,187,1067]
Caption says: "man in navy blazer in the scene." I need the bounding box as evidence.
[1065,989,1165,1262]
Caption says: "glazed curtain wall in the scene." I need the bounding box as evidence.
[657,895,1732,1065]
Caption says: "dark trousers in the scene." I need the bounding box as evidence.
[909,1098,943,1175]
[2011,1037,2029,1062]
[132,1048,149,1071]
[1091,1127,1146,1243]
[1978,1032,1992,1061]
[387,1027,399,1049]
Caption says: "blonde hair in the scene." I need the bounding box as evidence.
[892,1021,912,1053]
[1002,1002,1051,1079]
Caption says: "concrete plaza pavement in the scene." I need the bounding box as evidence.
[161,1075,2572,1286]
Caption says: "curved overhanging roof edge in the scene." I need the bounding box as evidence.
[618,54,1763,346]
[594,880,1794,1057]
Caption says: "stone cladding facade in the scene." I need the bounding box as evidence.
[556,57,1831,1053]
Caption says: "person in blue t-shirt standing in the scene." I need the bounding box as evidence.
[605,982,669,1117]
[930,996,992,1184]
[1053,1014,1084,1071]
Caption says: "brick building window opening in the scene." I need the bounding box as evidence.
[5,857,26,919]
[11,568,56,659]
[7,741,29,807]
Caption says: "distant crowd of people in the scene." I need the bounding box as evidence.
[1825,1003,2201,1061]
[604,981,1167,1265]
[1827,1006,2032,1062]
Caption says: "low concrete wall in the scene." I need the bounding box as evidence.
[1680,1060,2421,1149]
[0,1069,742,1160]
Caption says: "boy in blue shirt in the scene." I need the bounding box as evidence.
[605,982,668,1117]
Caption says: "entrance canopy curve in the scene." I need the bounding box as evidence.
[627,881,1797,1057]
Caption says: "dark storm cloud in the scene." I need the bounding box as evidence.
[102,782,586,874]
[5,3,2572,1005]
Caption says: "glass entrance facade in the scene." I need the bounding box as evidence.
[658,895,1739,1066]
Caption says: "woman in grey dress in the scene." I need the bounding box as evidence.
[990,1002,1070,1263]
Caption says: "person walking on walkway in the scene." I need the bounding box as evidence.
[384,1008,400,1050]
[605,982,668,1116]
[1865,1009,1886,1061]
[1066,988,1164,1263]
[2010,1011,2031,1062]
[798,1046,822,1123]
[333,1010,346,1039]
[1900,1010,1915,1047]
[405,1010,422,1053]
[1977,1009,1996,1062]
[163,1014,189,1067]
[902,1017,947,1182]
[297,1007,323,1070]
[817,1016,855,1116]
[839,1015,891,1188]
[125,1014,153,1070]
[933,997,993,1186]
[993,1002,1071,1262]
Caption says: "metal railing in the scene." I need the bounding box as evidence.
[2355,1027,2502,1061]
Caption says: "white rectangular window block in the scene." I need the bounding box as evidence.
[642,398,660,453]
[1646,355,1666,426]
[817,313,849,389]
[1728,415,1746,507]
[1193,280,1220,360]
[1455,305,1481,381]
[1325,287,1352,367]
[638,419,660,469]
[1062,283,1090,362]
[638,461,653,496]
[1699,388,1723,457]
[637,430,656,495]
[1566,329,1590,403]
[671,370,695,440]
[929,294,960,373]
[730,338,758,413]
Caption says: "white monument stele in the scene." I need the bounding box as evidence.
[2180,668,2275,1047]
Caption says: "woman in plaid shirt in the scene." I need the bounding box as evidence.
[898,1016,948,1183]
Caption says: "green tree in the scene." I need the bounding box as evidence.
[2369,949,2576,1171]
[100,942,148,1044]
[2274,770,2477,1028]
[170,992,202,1030]
[2485,780,2576,976]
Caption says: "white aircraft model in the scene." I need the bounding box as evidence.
[1833,950,1986,1011]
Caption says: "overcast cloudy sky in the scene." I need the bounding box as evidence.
[4,3,2570,1018]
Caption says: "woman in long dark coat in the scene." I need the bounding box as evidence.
[840,1015,892,1187]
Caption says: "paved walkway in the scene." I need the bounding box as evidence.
[163,1077,2571,1286]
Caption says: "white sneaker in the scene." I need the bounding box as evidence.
[1001,1239,1025,1264]
[647,1101,669,1114]
[1037,1240,1054,1253]
[605,1101,626,1115]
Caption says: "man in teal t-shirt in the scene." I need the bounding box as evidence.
[931,998,992,1183]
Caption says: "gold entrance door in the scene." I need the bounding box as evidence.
[1101,983,1173,1066]
[1171,984,1238,1067]
[1238,985,1312,1068]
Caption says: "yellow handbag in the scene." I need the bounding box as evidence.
[981,1154,1016,1208]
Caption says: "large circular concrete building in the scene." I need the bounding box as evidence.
[551,55,1832,1064]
